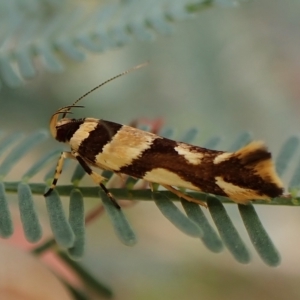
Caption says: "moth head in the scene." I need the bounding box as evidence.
[49,105,84,141]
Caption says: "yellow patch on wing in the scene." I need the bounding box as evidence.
[69,118,98,151]
[215,176,270,203]
[95,126,158,171]
[213,152,232,164]
[174,143,204,165]
[253,160,283,188]
[143,168,200,191]
[234,140,284,190]
[234,141,265,161]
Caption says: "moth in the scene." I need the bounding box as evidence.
[44,64,284,207]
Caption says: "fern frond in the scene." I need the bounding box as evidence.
[207,196,251,264]
[0,128,298,267]
[68,189,85,259]
[0,0,241,88]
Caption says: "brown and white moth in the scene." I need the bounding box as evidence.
[44,65,284,207]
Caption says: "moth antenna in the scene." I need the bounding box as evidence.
[53,105,85,116]
[61,61,149,118]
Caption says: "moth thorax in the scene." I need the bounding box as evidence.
[55,118,83,143]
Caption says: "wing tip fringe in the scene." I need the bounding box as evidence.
[235,141,284,195]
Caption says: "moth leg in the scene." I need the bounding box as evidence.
[73,152,120,209]
[44,151,74,197]
[161,184,207,208]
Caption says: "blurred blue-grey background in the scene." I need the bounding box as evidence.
[1,0,300,299]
